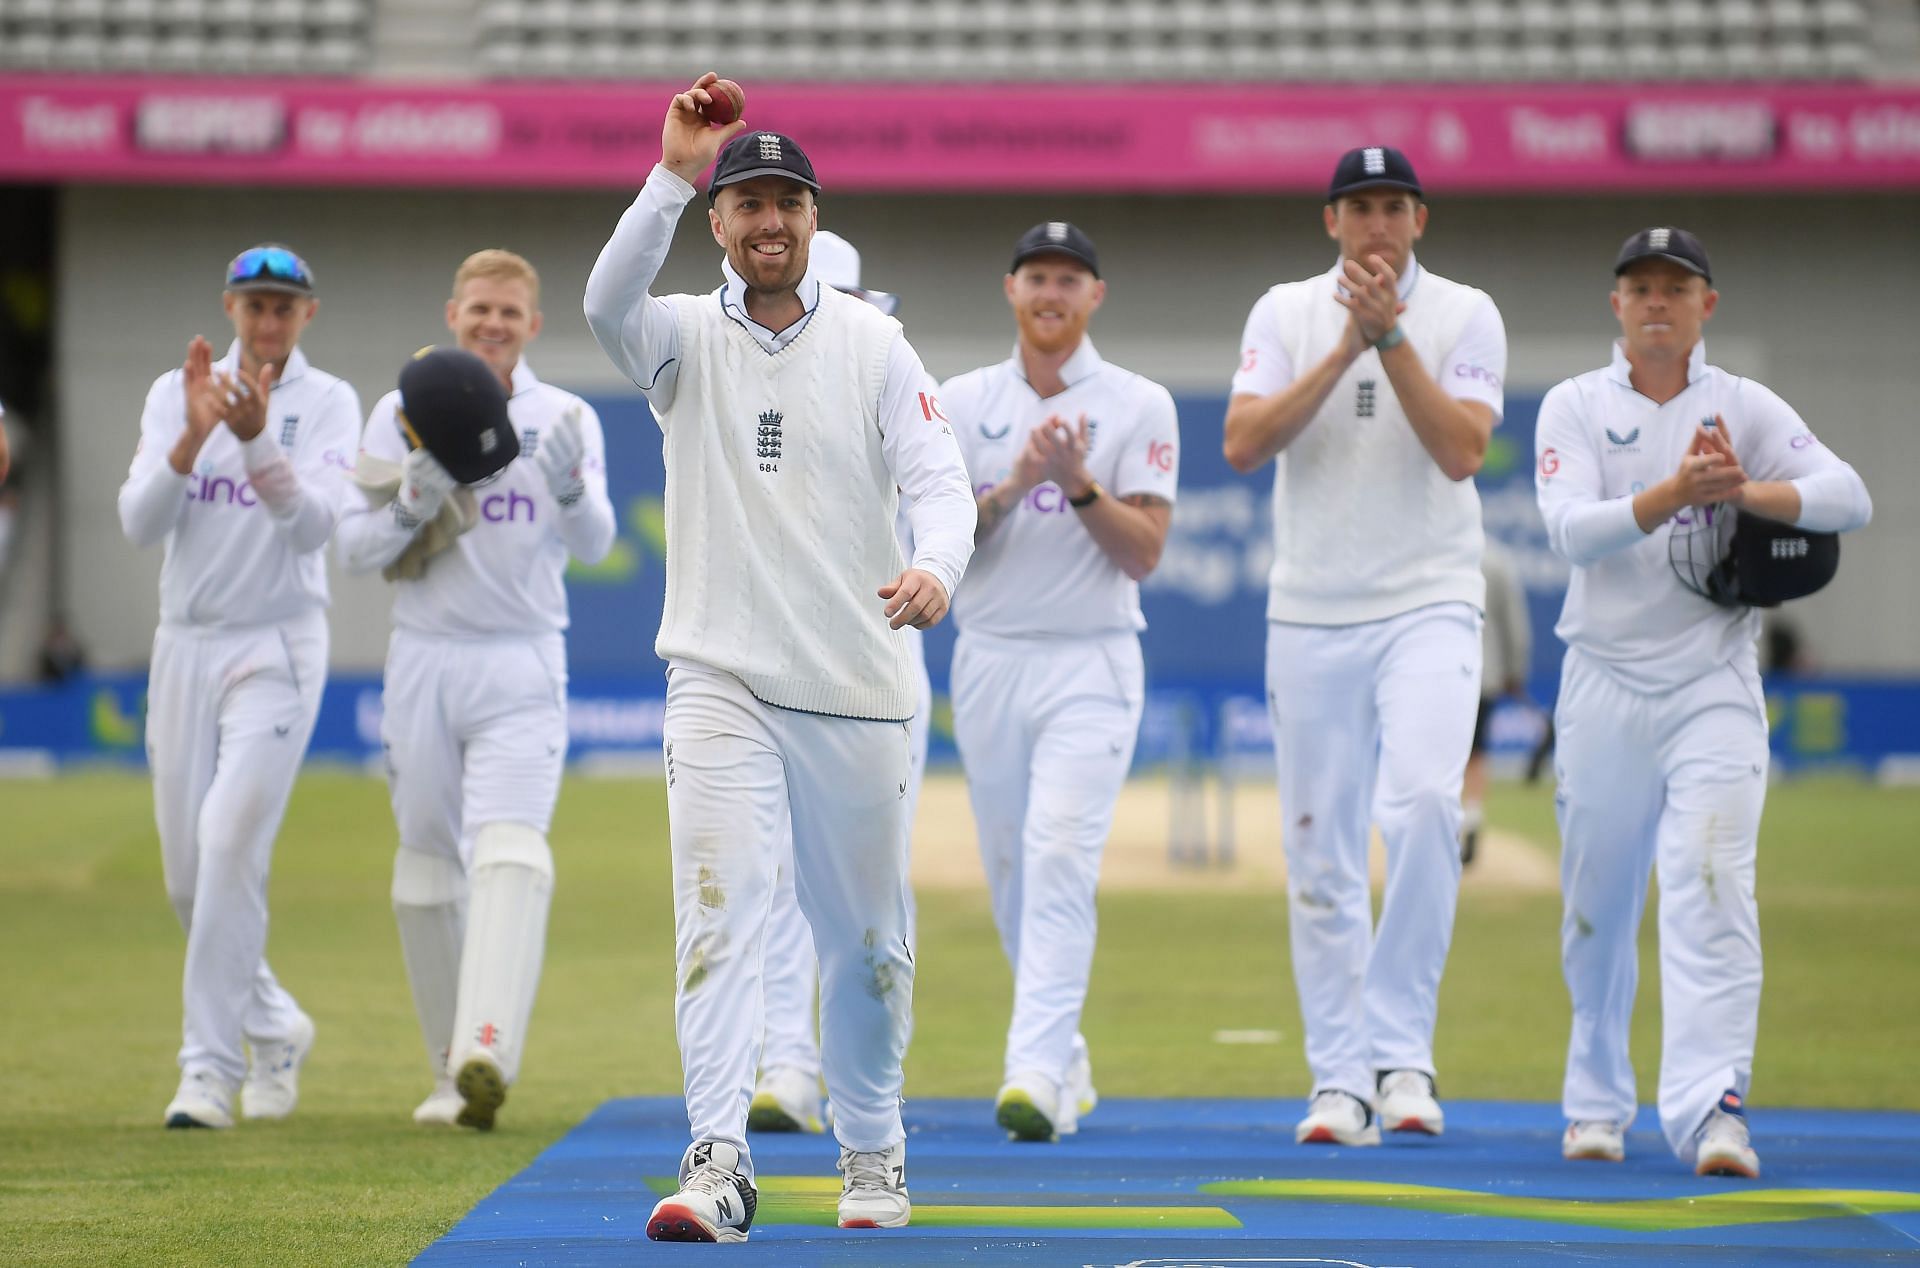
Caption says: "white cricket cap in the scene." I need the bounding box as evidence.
[811,230,899,316]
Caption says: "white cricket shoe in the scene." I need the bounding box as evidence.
[1563,1119,1627,1162]
[453,1048,507,1132]
[995,1077,1061,1143]
[1377,1069,1445,1136]
[1061,1036,1098,1135]
[837,1141,910,1229]
[413,1077,464,1126]
[747,1066,824,1134]
[1295,1090,1381,1146]
[647,1140,757,1243]
[240,1011,315,1121]
[1694,1090,1761,1179]
[164,1070,236,1130]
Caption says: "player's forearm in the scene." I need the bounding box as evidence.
[583,165,689,392]
[118,465,190,547]
[1223,348,1353,472]
[557,488,618,566]
[907,481,976,602]
[973,481,1029,543]
[334,504,416,574]
[1072,490,1170,581]
[1380,342,1490,481]
[242,434,336,554]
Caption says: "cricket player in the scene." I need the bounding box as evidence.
[1224,147,1506,1146]
[1538,227,1871,1175]
[1461,537,1532,865]
[944,221,1177,1143]
[749,230,928,1137]
[118,245,360,1128]
[583,77,975,1241]
[336,251,615,1130]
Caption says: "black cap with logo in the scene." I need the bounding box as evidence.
[1328,146,1423,201]
[1613,226,1713,283]
[396,347,519,485]
[709,131,822,202]
[1010,221,1100,278]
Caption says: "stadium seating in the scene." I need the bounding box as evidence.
[0,0,372,74]
[465,0,1877,82]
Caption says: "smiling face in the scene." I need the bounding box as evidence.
[1004,253,1105,357]
[222,289,317,371]
[1323,188,1427,275]
[446,273,541,388]
[709,176,816,296]
[1612,259,1716,362]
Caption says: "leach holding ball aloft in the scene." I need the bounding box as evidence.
[584,74,975,1242]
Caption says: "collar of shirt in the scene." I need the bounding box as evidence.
[1006,337,1104,392]
[719,257,826,353]
[509,357,540,398]
[217,339,310,387]
[1606,337,1708,390]
[1330,253,1422,301]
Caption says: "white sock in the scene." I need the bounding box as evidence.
[391,847,468,1079]
[450,822,553,1084]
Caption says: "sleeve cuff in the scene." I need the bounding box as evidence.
[912,555,962,605]
[648,163,699,203]
[240,431,285,470]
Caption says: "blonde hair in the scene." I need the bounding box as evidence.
[452,249,540,304]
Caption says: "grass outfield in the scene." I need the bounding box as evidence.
[3,770,1916,1265]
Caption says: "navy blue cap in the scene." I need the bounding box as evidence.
[396,347,518,485]
[1328,146,1423,201]
[1614,226,1713,283]
[1010,221,1100,278]
[709,131,821,202]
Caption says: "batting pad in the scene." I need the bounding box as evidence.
[449,823,552,1083]
[416,1097,1920,1265]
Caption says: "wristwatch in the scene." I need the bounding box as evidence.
[1068,481,1103,509]
[1373,325,1407,351]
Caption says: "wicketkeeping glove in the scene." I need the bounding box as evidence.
[395,446,457,529]
[537,407,587,507]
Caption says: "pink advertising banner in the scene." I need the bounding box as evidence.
[3,75,1920,193]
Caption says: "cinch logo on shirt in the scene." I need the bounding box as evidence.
[481,489,537,524]
[189,469,258,507]
[975,479,1071,515]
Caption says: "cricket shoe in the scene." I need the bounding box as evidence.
[240,1010,315,1121]
[1563,1119,1627,1162]
[413,1076,464,1126]
[995,1078,1061,1142]
[1378,1069,1445,1136]
[838,1141,910,1228]
[164,1070,236,1130]
[747,1066,824,1134]
[1295,1089,1381,1146]
[647,1140,757,1243]
[1061,1036,1097,1135]
[454,1048,507,1131]
[1694,1090,1761,1179]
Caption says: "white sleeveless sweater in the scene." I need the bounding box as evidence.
[1265,267,1489,625]
[655,286,914,720]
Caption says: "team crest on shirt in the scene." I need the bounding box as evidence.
[1356,380,1376,418]
[756,409,783,473]
[520,426,540,456]
[1605,426,1641,453]
[279,415,299,446]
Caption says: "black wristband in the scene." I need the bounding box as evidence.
[1067,482,1102,509]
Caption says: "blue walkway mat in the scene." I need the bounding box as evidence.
[417,1098,1920,1265]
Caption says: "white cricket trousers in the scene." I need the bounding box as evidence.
[1555,647,1768,1160]
[146,609,327,1086]
[1265,602,1481,1105]
[951,630,1144,1092]
[662,662,914,1176]
[760,628,930,1081]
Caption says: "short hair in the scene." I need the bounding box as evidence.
[452,249,540,305]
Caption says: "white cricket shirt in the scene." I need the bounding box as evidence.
[1536,339,1872,692]
[1231,256,1506,626]
[118,341,360,628]
[335,361,617,637]
[944,339,1180,639]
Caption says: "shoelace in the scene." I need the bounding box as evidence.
[840,1150,899,1193]
[1380,1071,1430,1100]
[685,1165,741,1200]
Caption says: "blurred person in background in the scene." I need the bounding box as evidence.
[1461,536,1532,865]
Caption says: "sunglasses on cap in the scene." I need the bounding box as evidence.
[226,246,315,294]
